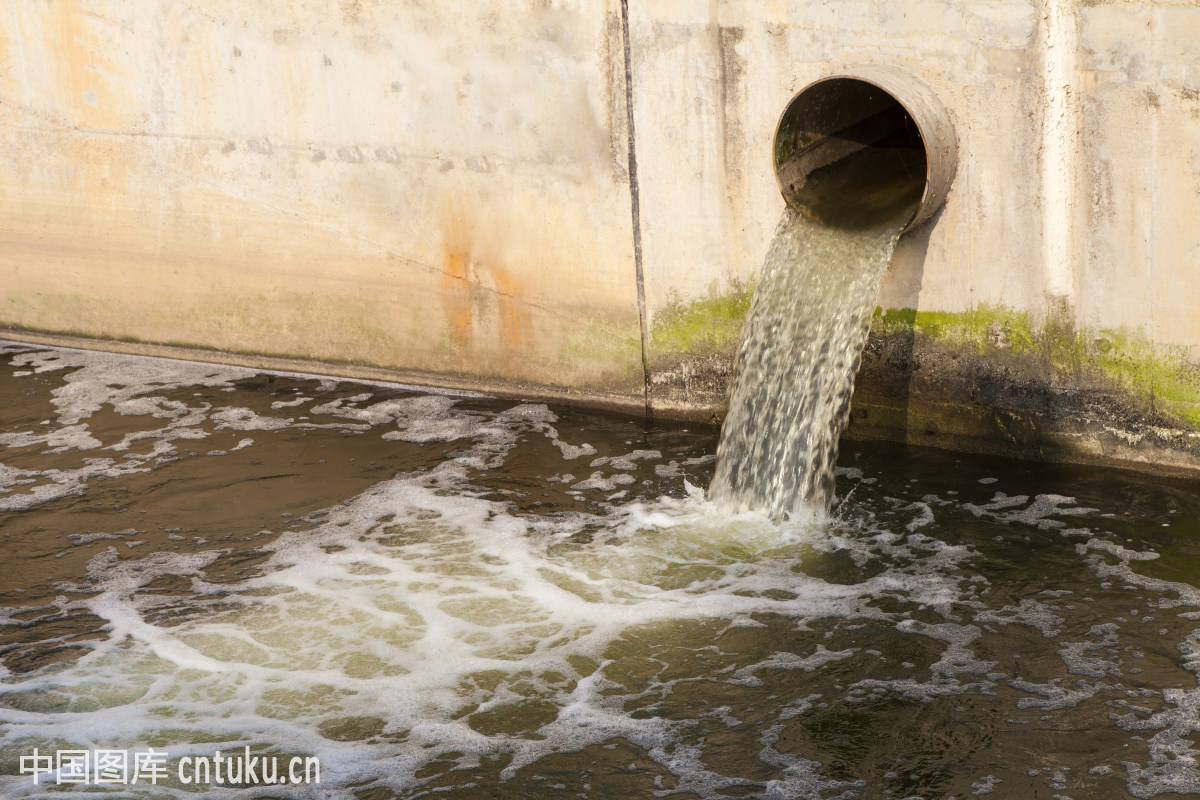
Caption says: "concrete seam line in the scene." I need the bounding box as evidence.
[619,0,653,422]
[1039,0,1079,301]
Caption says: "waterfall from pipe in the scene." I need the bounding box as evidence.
[709,147,923,520]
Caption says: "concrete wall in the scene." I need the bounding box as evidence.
[0,0,645,404]
[2,1,1200,474]
[628,0,1047,408]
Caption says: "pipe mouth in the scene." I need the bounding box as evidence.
[773,68,957,233]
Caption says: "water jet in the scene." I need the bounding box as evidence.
[711,69,958,520]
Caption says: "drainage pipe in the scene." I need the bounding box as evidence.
[773,66,958,232]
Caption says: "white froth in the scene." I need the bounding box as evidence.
[0,385,981,796]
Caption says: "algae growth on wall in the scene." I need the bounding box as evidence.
[647,291,1200,476]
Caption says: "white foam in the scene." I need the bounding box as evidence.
[732,646,857,687]
[271,396,311,409]
[0,436,975,795]
[8,348,254,427]
[210,407,294,432]
[589,449,661,471]
[976,599,1064,637]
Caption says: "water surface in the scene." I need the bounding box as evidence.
[0,342,1198,799]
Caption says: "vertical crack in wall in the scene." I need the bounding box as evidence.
[619,0,653,421]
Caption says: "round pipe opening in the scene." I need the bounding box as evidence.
[773,68,957,232]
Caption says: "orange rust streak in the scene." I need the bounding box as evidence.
[491,267,529,350]
[440,245,474,350]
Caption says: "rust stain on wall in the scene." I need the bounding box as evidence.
[491,266,530,350]
[438,204,534,356]
[440,208,476,351]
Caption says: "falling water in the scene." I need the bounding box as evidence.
[710,136,925,520]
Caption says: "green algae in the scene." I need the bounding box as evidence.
[645,285,1200,431]
[649,283,754,358]
[871,305,1040,356]
[871,304,1200,429]
[1090,331,1200,428]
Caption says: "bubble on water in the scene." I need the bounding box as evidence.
[270,395,311,410]
[571,472,636,492]
[976,599,1064,637]
[67,528,140,547]
[0,456,160,513]
[0,407,981,795]
[1059,623,1122,678]
[211,407,294,432]
[589,449,661,471]
[0,424,102,453]
[8,347,254,427]
[971,774,1001,794]
[1117,685,1200,798]
[732,646,857,687]
[0,346,502,513]
[966,493,1098,530]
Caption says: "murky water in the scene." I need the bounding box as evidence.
[1,342,1199,799]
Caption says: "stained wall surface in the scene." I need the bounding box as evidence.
[0,1,645,401]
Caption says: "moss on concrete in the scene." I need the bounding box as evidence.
[649,283,754,358]
[1090,332,1200,428]
[870,304,1200,429]
[646,289,1200,436]
[871,305,1040,357]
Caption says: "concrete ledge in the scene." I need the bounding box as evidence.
[0,328,649,420]
[6,324,1200,483]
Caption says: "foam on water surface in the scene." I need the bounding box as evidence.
[0,343,1198,798]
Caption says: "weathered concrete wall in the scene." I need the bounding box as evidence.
[2,1,1199,475]
[630,0,1046,409]
[1076,2,1200,350]
[0,0,644,404]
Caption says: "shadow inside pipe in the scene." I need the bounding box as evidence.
[776,78,928,231]
[790,141,926,231]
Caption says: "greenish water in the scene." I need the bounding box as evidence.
[1,342,1199,799]
[708,205,905,520]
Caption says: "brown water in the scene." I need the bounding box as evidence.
[1,342,1199,799]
